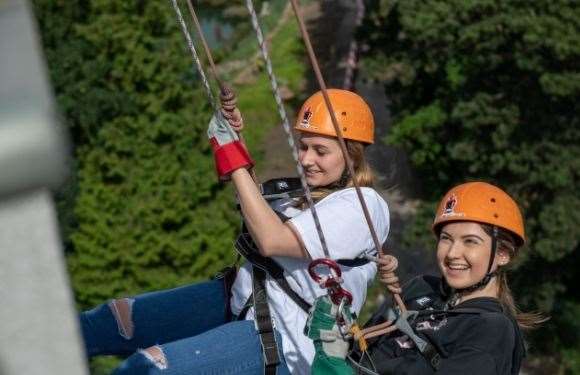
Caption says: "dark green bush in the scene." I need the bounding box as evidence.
[360,0,580,370]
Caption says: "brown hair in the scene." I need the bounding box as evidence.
[480,224,549,330]
[295,139,375,209]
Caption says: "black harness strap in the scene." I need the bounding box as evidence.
[213,263,239,322]
[421,342,442,370]
[235,232,312,313]
[252,266,280,375]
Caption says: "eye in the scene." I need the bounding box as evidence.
[439,233,451,242]
[464,238,480,246]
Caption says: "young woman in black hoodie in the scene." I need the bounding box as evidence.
[308,181,546,375]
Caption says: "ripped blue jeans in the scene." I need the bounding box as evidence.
[80,280,290,374]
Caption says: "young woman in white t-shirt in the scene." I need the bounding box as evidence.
[80,89,391,375]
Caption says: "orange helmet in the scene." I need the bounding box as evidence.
[432,182,525,246]
[294,89,374,144]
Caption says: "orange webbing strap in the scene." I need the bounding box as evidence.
[349,324,368,353]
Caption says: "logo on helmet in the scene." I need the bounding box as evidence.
[442,194,459,216]
[300,107,313,128]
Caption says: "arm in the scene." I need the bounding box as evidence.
[206,112,307,258]
[231,168,308,258]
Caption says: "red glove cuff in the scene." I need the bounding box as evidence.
[210,138,254,180]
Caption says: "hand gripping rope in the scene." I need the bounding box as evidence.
[169,0,257,181]
[182,1,244,131]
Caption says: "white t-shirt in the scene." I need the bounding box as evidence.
[230,187,390,374]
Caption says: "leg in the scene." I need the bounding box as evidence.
[112,320,291,375]
[81,279,229,356]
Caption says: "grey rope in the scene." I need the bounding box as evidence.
[244,0,331,258]
[170,0,216,111]
[347,354,380,375]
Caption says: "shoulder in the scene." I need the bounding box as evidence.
[452,308,516,350]
[324,187,389,211]
[477,311,514,334]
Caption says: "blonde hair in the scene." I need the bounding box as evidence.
[480,224,549,330]
[295,139,375,209]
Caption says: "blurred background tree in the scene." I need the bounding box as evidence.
[32,0,243,309]
[359,0,580,372]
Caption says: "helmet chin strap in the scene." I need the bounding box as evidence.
[450,226,499,300]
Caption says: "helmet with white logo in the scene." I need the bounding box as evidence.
[432,181,525,246]
[294,89,374,144]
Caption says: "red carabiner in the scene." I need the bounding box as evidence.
[331,287,353,307]
[308,258,353,306]
[308,258,342,284]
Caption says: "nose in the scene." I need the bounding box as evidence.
[444,241,462,260]
[299,148,314,167]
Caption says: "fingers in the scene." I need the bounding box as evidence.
[220,86,244,132]
[220,108,244,132]
[378,253,402,295]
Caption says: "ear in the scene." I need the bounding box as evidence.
[495,249,511,267]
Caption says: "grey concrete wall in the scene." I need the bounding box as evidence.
[0,1,88,373]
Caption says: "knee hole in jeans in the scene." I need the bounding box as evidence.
[108,298,135,340]
[139,345,168,370]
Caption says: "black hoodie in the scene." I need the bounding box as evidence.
[353,275,526,375]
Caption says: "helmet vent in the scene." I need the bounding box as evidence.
[490,198,496,203]
[494,213,499,218]
[341,111,347,116]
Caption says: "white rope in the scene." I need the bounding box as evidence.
[244,0,331,258]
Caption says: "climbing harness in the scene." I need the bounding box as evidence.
[234,178,371,321]
[252,266,281,374]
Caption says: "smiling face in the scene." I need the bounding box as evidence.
[437,222,510,294]
[298,133,346,188]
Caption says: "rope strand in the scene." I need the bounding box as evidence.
[169,0,217,112]
[184,0,224,91]
[175,0,257,181]
[288,0,405,312]
[244,0,331,258]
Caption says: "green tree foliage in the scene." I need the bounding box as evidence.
[360,0,580,370]
[33,0,243,308]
